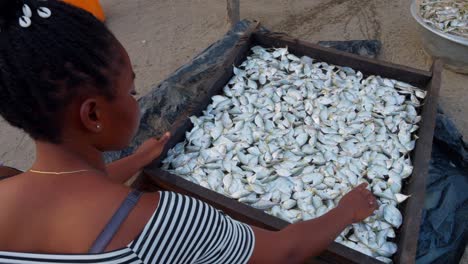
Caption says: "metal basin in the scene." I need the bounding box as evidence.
[411,0,468,74]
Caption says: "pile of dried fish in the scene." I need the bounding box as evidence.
[420,0,468,38]
[162,46,427,263]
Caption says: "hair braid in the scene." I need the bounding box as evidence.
[0,0,120,143]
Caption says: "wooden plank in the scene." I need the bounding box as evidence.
[322,243,381,264]
[394,60,443,264]
[305,259,331,264]
[131,172,162,192]
[227,0,240,27]
[252,32,432,87]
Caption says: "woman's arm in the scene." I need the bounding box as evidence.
[106,152,147,183]
[106,132,170,183]
[249,183,377,264]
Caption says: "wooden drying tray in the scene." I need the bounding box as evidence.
[134,27,442,264]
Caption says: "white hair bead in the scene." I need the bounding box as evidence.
[37,7,52,19]
[19,16,31,28]
[22,4,32,18]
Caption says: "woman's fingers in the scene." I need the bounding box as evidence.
[356,182,368,190]
[155,132,171,143]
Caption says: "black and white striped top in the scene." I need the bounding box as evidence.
[0,191,255,264]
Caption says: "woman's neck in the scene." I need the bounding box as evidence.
[32,140,107,173]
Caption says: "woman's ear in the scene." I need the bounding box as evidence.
[79,98,102,133]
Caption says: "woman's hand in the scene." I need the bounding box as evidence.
[106,132,171,184]
[249,183,378,263]
[135,132,171,166]
[338,183,378,223]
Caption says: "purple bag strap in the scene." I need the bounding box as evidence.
[89,189,143,253]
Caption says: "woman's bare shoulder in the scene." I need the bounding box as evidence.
[0,173,160,253]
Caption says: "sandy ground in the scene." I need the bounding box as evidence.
[1,0,467,171]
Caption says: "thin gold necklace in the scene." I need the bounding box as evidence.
[29,169,90,175]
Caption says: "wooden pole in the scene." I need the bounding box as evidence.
[227,0,240,27]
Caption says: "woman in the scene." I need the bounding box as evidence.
[0,0,378,263]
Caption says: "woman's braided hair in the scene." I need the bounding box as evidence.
[0,0,120,143]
